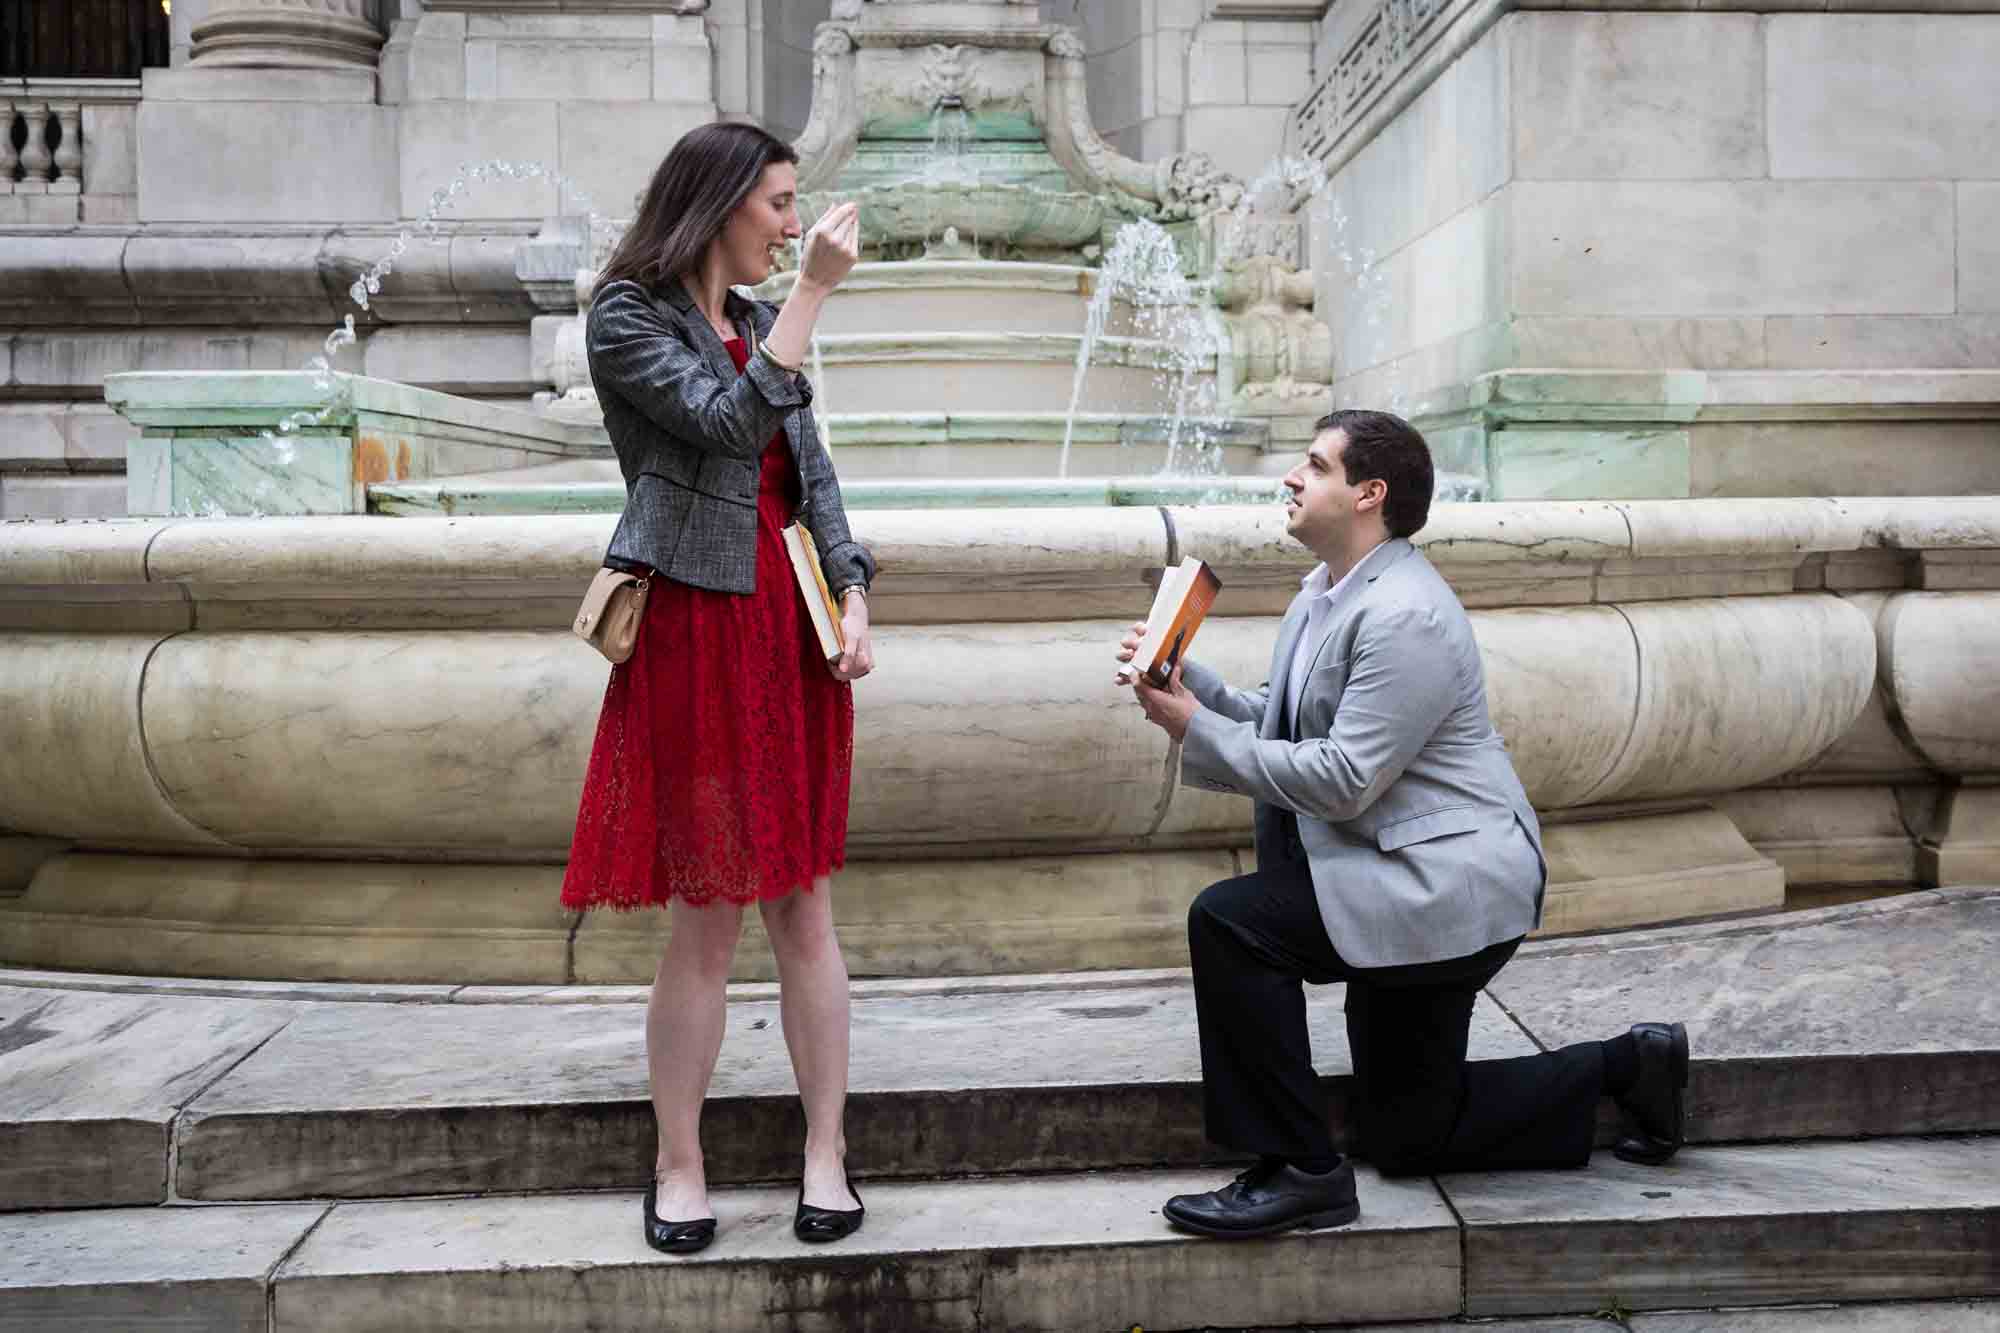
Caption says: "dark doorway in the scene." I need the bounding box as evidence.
[1,0,172,80]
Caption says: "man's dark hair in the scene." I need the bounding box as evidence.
[1315,409,1434,539]
[595,121,799,298]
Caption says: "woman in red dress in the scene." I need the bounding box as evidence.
[561,123,874,1254]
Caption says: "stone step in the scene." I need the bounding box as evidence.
[756,260,1149,338]
[3,890,1996,1212]
[0,471,126,521]
[807,331,1211,416]
[5,1140,1997,1331]
[370,470,1289,518]
[1617,1303,2000,1331]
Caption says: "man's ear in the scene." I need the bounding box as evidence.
[1356,478,1388,513]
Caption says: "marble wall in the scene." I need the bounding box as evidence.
[1306,7,2000,497]
[1050,0,1316,183]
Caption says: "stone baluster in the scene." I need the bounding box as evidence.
[16,102,52,194]
[1,101,19,191]
[49,102,82,196]
[192,0,387,70]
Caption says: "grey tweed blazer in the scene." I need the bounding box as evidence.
[588,276,874,597]
[1178,539,1547,968]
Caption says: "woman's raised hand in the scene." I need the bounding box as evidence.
[799,201,861,292]
[763,201,857,368]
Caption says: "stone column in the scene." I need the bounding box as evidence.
[190,0,387,70]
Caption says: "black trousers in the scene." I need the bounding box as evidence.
[1187,854,1603,1176]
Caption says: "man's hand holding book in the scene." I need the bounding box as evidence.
[1116,556,1220,742]
[1118,618,1201,741]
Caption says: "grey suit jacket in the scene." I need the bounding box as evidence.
[1179,538,1546,968]
[587,277,874,597]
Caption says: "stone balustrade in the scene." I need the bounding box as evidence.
[1,78,140,225]
[1,496,1995,983]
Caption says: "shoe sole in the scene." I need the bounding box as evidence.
[1164,1200,1361,1239]
[1613,1021,1689,1166]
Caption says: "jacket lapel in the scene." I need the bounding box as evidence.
[1261,594,1312,741]
[1273,540,1414,739]
[1295,539,1409,680]
[658,279,808,475]
[656,278,737,381]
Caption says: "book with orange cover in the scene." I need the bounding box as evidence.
[781,523,846,664]
[1120,558,1222,688]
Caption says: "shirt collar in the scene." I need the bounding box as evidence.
[1299,557,1362,605]
[1301,539,1397,603]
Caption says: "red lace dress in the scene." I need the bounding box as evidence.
[560,337,854,910]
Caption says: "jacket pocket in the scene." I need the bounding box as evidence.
[638,450,701,489]
[1375,803,1479,852]
[692,454,757,506]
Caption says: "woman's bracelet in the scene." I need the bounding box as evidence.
[758,344,803,375]
[836,583,867,605]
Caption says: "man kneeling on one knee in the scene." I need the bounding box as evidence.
[1119,409,1690,1239]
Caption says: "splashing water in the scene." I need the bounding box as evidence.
[1059,219,1222,479]
[924,105,976,187]
[1210,155,1328,277]
[1214,154,1408,416]
[1198,153,1480,495]
[250,160,608,489]
[1062,161,1357,487]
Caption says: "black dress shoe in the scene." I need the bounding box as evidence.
[794,1167,864,1244]
[1613,1021,1689,1165]
[643,1182,717,1255]
[1162,1160,1360,1239]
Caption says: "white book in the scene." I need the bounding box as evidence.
[781,523,845,664]
[1117,558,1222,688]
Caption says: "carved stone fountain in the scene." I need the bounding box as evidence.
[103,0,1346,515]
[791,0,1246,260]
[519,0,1338,484]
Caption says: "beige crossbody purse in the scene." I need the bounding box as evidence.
[574,566,651,664]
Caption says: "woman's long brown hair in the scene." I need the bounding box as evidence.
[594,121,800,299]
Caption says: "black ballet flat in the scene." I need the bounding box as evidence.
[793,1167,865,1244]
[643,1181,717,1255]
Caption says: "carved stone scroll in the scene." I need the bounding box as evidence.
[793,25,863,194]
[1041,26,1244,222]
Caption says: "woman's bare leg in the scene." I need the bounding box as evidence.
[759,876,860,1210]
[648,897,744,1220]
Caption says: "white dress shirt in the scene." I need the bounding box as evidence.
[1284,555,1369,733]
